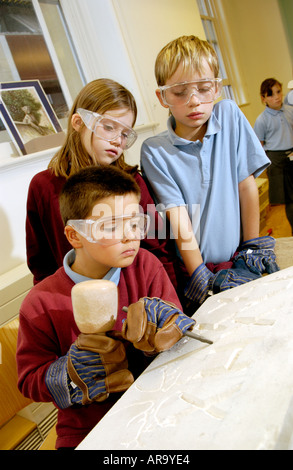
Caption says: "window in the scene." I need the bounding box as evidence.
[196,0,235,101]
[34,0,85,107]
[0,0,84,141]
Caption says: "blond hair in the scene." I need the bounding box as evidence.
[48,79,138,178]
[155,35,219,86]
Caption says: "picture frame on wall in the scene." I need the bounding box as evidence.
[0,80,63,155]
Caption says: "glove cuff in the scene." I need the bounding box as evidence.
[45,355,72,409]
[240,236,276,251]
[184,263,214,304]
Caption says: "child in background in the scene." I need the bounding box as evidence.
[17,165,194,449]
[26,78,178,287]
[141,35,276,312]
[254,78,293,232]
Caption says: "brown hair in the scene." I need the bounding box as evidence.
[260,78,282,97]
[155,35,219,86]
[48,78,138,178]
[59,165,141,225]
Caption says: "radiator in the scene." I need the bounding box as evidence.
[15,408,58,450]
[0,263,57,450]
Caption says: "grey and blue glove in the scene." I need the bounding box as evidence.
[122,297,195,353]
[184,261,261,305]
[184,263,214,305]
[234,236,280,275]
[45,334,134,409]
[211,258,261,293]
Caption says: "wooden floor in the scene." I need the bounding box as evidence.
[260,204,292,238]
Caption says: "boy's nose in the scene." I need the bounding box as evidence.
[121,226,139,243]
[188,92,201,106]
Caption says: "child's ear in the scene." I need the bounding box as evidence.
[64,225,83,248]
[71,113,83,132]
[155,89,169,109]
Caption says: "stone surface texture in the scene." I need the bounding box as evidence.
[77,239,293,450]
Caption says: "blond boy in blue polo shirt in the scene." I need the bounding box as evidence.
[141,35,276,310]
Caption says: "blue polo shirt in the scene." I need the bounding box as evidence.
[141,99,269,264]
[254,104,293,150]
[63,249,121,285]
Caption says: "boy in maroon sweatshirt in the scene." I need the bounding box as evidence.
[17,165,194,449]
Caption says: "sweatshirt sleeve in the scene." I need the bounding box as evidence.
[17,311,59,403]
[26,171,70,284]
[16,273,77,405]
[26,175,59,283]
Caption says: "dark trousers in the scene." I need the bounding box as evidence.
[266,149,293,231]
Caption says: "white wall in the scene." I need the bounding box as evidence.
[112,0,206,133]
[0,146,56,275]
[220,0,292,125]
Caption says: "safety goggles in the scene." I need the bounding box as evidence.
[158,78,222,106]
[77,108,137,149]
[67,213,150,246]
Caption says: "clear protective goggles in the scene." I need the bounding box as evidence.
[77,108,137,149]
[67,213,150,246]
[158,78,222,107]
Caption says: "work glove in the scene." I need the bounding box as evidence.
[45,334,134,408]
[211,258,261,293]
[121,297,195,353]
[234,236,280,276]
[68,334,134,405]
[184,263,214,305]
[184,261,261,305]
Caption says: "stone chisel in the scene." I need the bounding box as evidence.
[183,329,213,344]
[122,306,213,345]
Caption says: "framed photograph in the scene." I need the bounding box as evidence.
[0,80,63,155]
